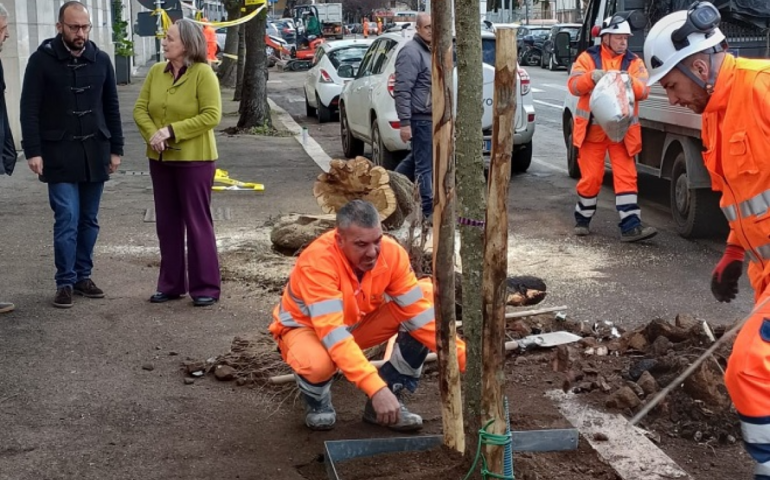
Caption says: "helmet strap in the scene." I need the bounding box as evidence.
[674,52,716,95]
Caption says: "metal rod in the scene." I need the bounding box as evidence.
[629,295,770,426]
[504,305,568,319]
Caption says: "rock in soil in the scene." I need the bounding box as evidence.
[141,363,154,371]
[650,335,674,356]
[552,345,581,373]
[606,386,642,410]
[637,371,659,396]
[682,361,731,408]
[214,365,237,381]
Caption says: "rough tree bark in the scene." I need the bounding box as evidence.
[481,26,517,477]
[217,0,241,88]
[454,0,487,458]
[237,6,272,130]
[431,0,464,454]
[234,23,246,102]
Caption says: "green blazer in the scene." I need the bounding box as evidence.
[133,61,222,161]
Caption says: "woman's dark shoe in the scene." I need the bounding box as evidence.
[149,292,183,303]
[192,296,218,307]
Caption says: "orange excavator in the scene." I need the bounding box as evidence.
[283,4,325,71]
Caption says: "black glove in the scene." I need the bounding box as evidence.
[710,244,745,303]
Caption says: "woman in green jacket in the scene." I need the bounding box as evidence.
[133,18,222,307]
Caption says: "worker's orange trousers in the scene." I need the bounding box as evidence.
[574,138,641,232]
[725,286,770,479]
[277,278,435,385]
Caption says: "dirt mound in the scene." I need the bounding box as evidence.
[219,242,295,294]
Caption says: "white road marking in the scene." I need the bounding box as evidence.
[288,96,305,103]
[268,98,332,172]
[531,87,546,93]
[533,157,567,174]
[267,80,282,84]
[534,99,563,109]
[543,83,568,91]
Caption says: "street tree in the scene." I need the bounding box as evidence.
[453,0,487,455]
[237,6,272,130]
[217,0,241,88]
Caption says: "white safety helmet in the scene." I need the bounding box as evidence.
[599,15,633,36]
[644,2,726,86]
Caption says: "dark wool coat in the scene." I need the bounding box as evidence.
[20,35,124,183]
[0,60,15,176]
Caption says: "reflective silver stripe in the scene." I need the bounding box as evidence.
[575,204,596,218]
[616,193,638,205]
[389,342,423,377]
[569,71,583,78]
[393,286,423,308]
[308,298,344,318]
[278,307,303,328]
[287,284,311,316]
[757,243,770,261]
[722,205,738,222]
[618,209,641,220]
[321,325,352,349]
[742,421,770,444]
[294,373,332,400]
[740,190,770,219]
[576,108,591,119]
[630,116,639,125]
[756,462,770,477]
[578,195,598,207]
[401,307,435,332]
[747,250,760,264]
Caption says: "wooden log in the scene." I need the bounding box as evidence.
[268,341,522,385]
[482,25,517,476]
[431,0,465,454]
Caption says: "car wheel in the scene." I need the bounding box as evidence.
[549,54,556,71]
[669,152,724,238]
[511,141,533,174]
[305,93,316,118]
[566,117,580,179]
[371,120,398,170]
[540,52,547,69]
[317,94,332,123]
[340,103,364,158]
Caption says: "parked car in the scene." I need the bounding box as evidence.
[274,20,297,45]
[304,39,374,123]
[517,24,550,51]
[339,30,536,172]
[541,23,581,70]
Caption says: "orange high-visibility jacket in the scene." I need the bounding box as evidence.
[203,24,218,61]
[568,44,650,156]
[701,54,770,297]
[269,230,466,397]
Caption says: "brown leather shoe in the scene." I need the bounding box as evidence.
[74,279,105,298]
[0,301,15,314]
[53,286,74,309]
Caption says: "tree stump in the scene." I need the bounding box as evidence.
[270,214,336,254]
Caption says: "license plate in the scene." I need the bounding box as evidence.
[483,140,492,153]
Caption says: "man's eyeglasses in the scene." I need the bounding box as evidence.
[62,22,92,33]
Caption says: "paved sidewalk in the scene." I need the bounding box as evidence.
[0,67,324,480]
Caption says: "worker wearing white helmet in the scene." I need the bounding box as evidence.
[567,12,656,242]
[645,4,770,479]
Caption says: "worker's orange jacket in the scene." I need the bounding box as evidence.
[203,24,218,61]
[568,44,650,155]
[269,230,466,397]
[702,54,770,297]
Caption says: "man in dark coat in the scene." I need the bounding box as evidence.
[0,3,16,314]
[20,1,124,309]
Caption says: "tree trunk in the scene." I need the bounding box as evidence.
[431,0,464,454]
[481,26,517,478]
[217,0,242,88]
[237,6,272,130]
[454,0,487,462]
[234,23,247,102]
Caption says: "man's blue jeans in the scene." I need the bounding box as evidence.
[395,119,433,217]
[47,182,104,288]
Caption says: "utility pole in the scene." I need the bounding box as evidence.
[154,0,163,62]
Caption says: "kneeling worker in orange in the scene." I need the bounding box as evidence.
[644,3,770,478]
[269,199,466,431]
[568,14,657,242]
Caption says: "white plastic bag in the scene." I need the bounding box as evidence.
[589,71,635,143]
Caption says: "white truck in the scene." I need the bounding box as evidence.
[557,0,770,238]
[315,3,344,40]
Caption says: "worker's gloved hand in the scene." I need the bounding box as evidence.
[591,69,606,84]
[371,387,401,425]
[711,244,745,303]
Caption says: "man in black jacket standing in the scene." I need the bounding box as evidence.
[20,1,124,308]
[394,13,432,222]
[0,3,16,314]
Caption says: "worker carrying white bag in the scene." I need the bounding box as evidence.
[589,71,635,142]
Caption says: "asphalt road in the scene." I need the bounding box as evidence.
[266,63,753,330]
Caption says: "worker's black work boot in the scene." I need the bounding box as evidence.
[302,391,336,431]
[362,387,423,432]
[620,224,658,243]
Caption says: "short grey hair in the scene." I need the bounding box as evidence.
[336,200,381,229]
[0,3,8,18]
[175,18,208,65]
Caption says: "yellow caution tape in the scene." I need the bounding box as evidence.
[222,53,238,60]
[213,169,264,192]
[190,5,266,29]
[151,8,173,38]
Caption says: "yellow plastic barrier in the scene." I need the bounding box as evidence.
[213,169,264,192]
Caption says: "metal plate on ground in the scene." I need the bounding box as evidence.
[324,429,578,480]
[117,170,150,176]
[143,207,232,223]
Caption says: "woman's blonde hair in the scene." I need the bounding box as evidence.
[175,18,208,65]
